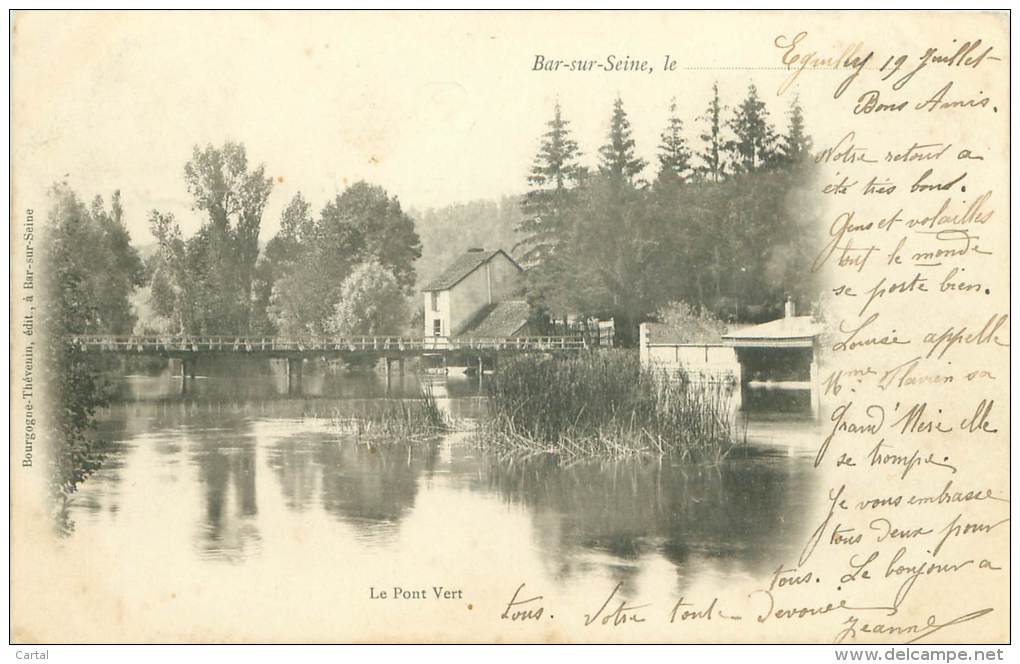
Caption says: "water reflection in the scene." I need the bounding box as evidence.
[266,435,439,541]
[190,423,260,561]
[72,367,818,585]
[483,449,813,594]
[113,359,486,403]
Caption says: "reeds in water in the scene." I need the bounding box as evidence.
[330,386,451,444]
[479,350,737,462]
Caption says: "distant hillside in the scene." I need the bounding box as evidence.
[134,241,159,261]
[410,195,524,286]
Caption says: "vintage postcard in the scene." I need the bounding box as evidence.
[9,9,1010,647]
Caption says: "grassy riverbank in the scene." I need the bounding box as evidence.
[480,350,738,461]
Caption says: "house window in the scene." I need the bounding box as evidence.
[433,319,442,336]
[431,292,439,312]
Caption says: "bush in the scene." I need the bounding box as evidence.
[654,300,727,343]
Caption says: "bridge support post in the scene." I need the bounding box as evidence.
[383,357,392,393]
[809,358,820,421]
[732,360,743,413]
[179,358,195,395]
[287,358,303,394]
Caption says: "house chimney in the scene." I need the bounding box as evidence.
[785,297,796,318]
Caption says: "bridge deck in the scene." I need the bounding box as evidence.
[66,335,590,356]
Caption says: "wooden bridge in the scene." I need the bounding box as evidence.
[65,334,589,356]
[66,334,591,392]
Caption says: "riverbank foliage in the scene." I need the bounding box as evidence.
[40,184,145,533]
[479,350,738,461]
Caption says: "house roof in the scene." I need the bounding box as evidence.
[722,316,822,348]
[644,316,823,349]
[421,249,522,292]
[458,300,531,338]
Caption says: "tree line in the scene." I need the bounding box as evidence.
[517,83,820,345]
[143,144,422,338]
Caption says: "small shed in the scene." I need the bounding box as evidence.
[639,322,740,385]
[640,307,824,418]
[722,315,823,417]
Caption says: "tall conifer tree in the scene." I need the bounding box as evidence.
[517,101,584,267]
[598,96,646,184]
[779,95,812,165]
[656,97,692,185]
[697,83,728,182]
[728,83,779,173]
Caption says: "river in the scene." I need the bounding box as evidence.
[64,359,822,632]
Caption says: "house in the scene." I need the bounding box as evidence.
[421,248,525,337]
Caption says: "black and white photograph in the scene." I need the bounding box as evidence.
[9,9,1011,651]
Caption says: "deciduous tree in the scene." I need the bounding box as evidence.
[327,261,409,336]
[39,183,144,531]
[265,182,421,335]
[182,141,273,333]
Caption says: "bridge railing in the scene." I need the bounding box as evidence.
[64,334,590,353]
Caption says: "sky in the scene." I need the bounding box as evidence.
[12,11,820,244]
